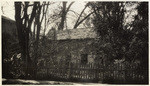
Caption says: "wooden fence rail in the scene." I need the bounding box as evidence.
[36,62,148,84]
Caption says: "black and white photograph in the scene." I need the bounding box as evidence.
[1,0,149,85]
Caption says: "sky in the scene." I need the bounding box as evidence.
[1,1,15,20]
[1,1,138,34]
[1,1,87,20]
[1,1,89,34]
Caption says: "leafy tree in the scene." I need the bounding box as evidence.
[89,2,148,68]
[128,2,148,67]
[89,2,127,61]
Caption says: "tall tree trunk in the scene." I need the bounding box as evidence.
[58,2,67,30]
[15,2,38,79]
[33,3,41,79]
[15,2,30,78]
[57,2,74,30]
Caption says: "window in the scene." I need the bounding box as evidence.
[81,54,88,64]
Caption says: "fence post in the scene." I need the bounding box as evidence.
[69,62,73,80]
[124,62,126,84]
[95,63,99,82]
[34,66,37,80]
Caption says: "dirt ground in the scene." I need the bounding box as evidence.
[2,78,104,85]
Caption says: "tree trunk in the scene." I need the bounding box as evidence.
[15,2,37,79]
[58,2,67,30]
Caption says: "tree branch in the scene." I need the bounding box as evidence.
[66,2,74,13]
[74,11,94,29]
[73,4,88,28]
[69,10,80,17]
[40,2,49,24]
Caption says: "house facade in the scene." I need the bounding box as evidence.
[42,27,104,66]
[2,16,19,57]
[2,16,20,78]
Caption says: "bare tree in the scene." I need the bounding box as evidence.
[33,2,50,68]
[15,2,50,78]
[73,3,94,29]
[58,1,74,30]
[15,2,38,77]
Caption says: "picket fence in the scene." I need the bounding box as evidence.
[35,61,148,84]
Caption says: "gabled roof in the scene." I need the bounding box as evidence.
[47,27,97,40]
[2,15,15,23]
